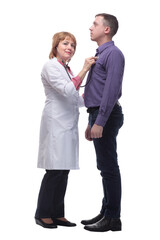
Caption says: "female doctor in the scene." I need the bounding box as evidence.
[35,32,96,228]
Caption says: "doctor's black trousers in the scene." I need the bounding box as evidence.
[35,170,70,219]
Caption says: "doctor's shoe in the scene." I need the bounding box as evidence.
[35,218,57,229]
[81,213,103,225]
[84,217,122,232]
[53,218,76,227]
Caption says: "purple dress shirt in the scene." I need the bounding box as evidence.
[84,41,125,127]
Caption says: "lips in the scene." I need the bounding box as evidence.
[65,51,72,55]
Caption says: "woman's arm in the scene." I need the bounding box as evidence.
[71,57,97,90]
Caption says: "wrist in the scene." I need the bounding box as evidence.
[94,123,103,129]
[82,69,88,74]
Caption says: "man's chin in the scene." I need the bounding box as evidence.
[90,36,95,41]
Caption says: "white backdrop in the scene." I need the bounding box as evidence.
[0,0,160,239]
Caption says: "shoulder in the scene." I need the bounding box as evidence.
[42,58,63,76]
[102,45,125,70]
[109,45,125,61]
[43,58,59,70]
[41,58,59,79]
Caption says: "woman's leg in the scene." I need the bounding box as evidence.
[35,170,69,222]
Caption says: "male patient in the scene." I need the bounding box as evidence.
[82,13,125,232]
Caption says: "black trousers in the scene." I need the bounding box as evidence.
[35,170,70,219]
[89,104,124,218]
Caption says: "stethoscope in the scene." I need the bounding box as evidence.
[61,58,97,88]
[58,48,98,88]
[61,59,72,80]
[56,47,72,81]
[80,64,95,88]
[79,55,99,88]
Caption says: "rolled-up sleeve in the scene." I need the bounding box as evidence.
[71,76,82,90]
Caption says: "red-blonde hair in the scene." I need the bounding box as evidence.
[49,32,77,59]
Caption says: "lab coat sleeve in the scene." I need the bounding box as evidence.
[78,95,84,107]
[43,61,77,97]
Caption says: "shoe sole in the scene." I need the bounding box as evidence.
[84,226,122,232]
[35,219,57,229]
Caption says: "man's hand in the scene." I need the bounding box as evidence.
[91,124,103,139]
[85,125,93,141]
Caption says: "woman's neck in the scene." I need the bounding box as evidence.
[56,56,66,63]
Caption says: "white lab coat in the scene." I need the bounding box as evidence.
[37,58,84,170]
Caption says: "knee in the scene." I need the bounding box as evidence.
[100,167,120,179]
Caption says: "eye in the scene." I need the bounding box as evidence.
[71,44,76,49]
[93,21,98,27]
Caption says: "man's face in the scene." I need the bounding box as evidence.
[89,16,106,43]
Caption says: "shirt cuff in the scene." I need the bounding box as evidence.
[95,113,108,127]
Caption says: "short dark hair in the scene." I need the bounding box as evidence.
[96,13,119,37]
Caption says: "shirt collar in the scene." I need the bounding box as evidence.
[96,41,114,55]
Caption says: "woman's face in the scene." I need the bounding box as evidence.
[56,37,76,62]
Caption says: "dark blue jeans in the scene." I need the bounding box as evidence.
[89,104,124,218]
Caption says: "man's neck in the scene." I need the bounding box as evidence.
[97,37,112,46]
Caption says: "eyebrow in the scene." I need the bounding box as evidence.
[63,40,76,47]
[63,39,75,44]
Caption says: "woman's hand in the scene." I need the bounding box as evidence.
[77,56,97,82]
[82,57,97,72]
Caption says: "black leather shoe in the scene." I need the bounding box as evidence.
[81,213,103,225]
[35,218,57,229]
[84,217,122,232]
[53,219,76,227]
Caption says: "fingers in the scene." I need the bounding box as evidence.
[85,126,93,141]
[82,56,98,73]
[90,124,103,139]
[85,136,93,141]
[90,130,102,139]
[87,56,97,60]
[88,56,97,64]
[84,58,96,70]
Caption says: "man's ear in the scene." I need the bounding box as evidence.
[104,26,111,35]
